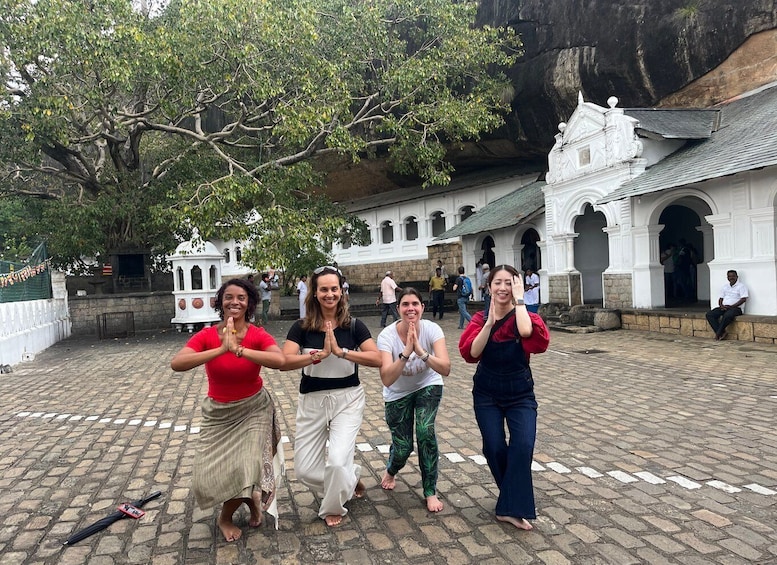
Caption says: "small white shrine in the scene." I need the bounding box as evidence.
[166,236,223,332]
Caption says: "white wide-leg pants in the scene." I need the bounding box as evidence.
[294,385,365,518]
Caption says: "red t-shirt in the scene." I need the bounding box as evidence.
[186,325,278,402]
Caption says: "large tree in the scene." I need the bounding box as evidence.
[0,0,519,271]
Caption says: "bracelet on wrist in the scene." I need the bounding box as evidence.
[420,351,430,362]
[398,352,409,361]
[309,350,321,365]
[235,345,244,358]
[340,348,349,359]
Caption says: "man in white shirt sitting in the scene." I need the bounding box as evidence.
[705,270,748,341]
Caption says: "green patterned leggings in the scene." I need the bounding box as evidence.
[384,385,443,497]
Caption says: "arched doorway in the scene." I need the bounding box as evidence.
[573,204,608,304]
[521,230,541,271]
[658,204,705,305]
[480,236,495,268]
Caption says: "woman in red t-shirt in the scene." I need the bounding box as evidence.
[171,278,285,542]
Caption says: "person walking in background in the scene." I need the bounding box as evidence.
[479,263,491,318]
[453,266,472,329]
[170,279,286,542]
[428,267,446,320]
[377,288,450,513]
[524,268,540,313]
[706,270,748,341]
[459,265,550,531]
[297,275,308,318]
[342,276,350,300]
[258,273,272,325]
[281,266,382,527]
[378,270,402,328]
[435,259,448,285]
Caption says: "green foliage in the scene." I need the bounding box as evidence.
[0,0,520,270]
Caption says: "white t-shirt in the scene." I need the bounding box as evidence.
[377,320,444,402]
[719,280,748,313]
[297,280,308,300]
[380,276,398,304]
[524,273,540,305]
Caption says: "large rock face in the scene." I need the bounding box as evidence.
[476,0,777,159]
[328,1,777,197]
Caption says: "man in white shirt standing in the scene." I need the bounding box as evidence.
[524,268,540,313]
[378,270,402,327]
[705,270,748,341]
[297,274,308,318]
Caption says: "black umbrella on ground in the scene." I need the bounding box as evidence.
[63,491,162,546]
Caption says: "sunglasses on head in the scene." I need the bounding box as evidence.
[314,265,342,276]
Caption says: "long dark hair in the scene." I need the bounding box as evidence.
[301,266,352,330]
[486,264,522,287]
[214,278,258,322]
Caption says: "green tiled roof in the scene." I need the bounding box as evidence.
[435,180,546,239]
[600,82,777,204]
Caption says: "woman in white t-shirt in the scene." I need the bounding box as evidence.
[376,287,451,512]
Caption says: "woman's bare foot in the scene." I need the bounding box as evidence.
[247,491,263,527]
[217,514,243,541]
[325,514,343,527]
[496,515,533,530]
[381,472,396,490]
[354,479,366,498]
[426,495,443,512]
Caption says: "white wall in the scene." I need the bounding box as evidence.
[333,174,536,268]
[0,272,71,368]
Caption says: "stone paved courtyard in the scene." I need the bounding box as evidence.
[1,314,776,564]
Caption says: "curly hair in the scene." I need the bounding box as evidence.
[214,278,258,322]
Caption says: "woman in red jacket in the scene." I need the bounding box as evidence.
[458,265,550,531]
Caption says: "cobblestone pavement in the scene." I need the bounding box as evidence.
[2,314,777,565]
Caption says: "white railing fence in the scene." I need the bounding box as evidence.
[0,272,71,369]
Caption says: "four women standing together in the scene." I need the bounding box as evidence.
[172,264,548,541]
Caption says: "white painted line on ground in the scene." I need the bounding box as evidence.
[706,480,741,493]
[10,411,775,499]
[577,466,604,478]
[634,471,665,484]
[743,483,777,495]
[666,476,702,489]
[607,470,638,483]
[547,462,571,473]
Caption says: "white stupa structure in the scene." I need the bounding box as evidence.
[166,233,223,332]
